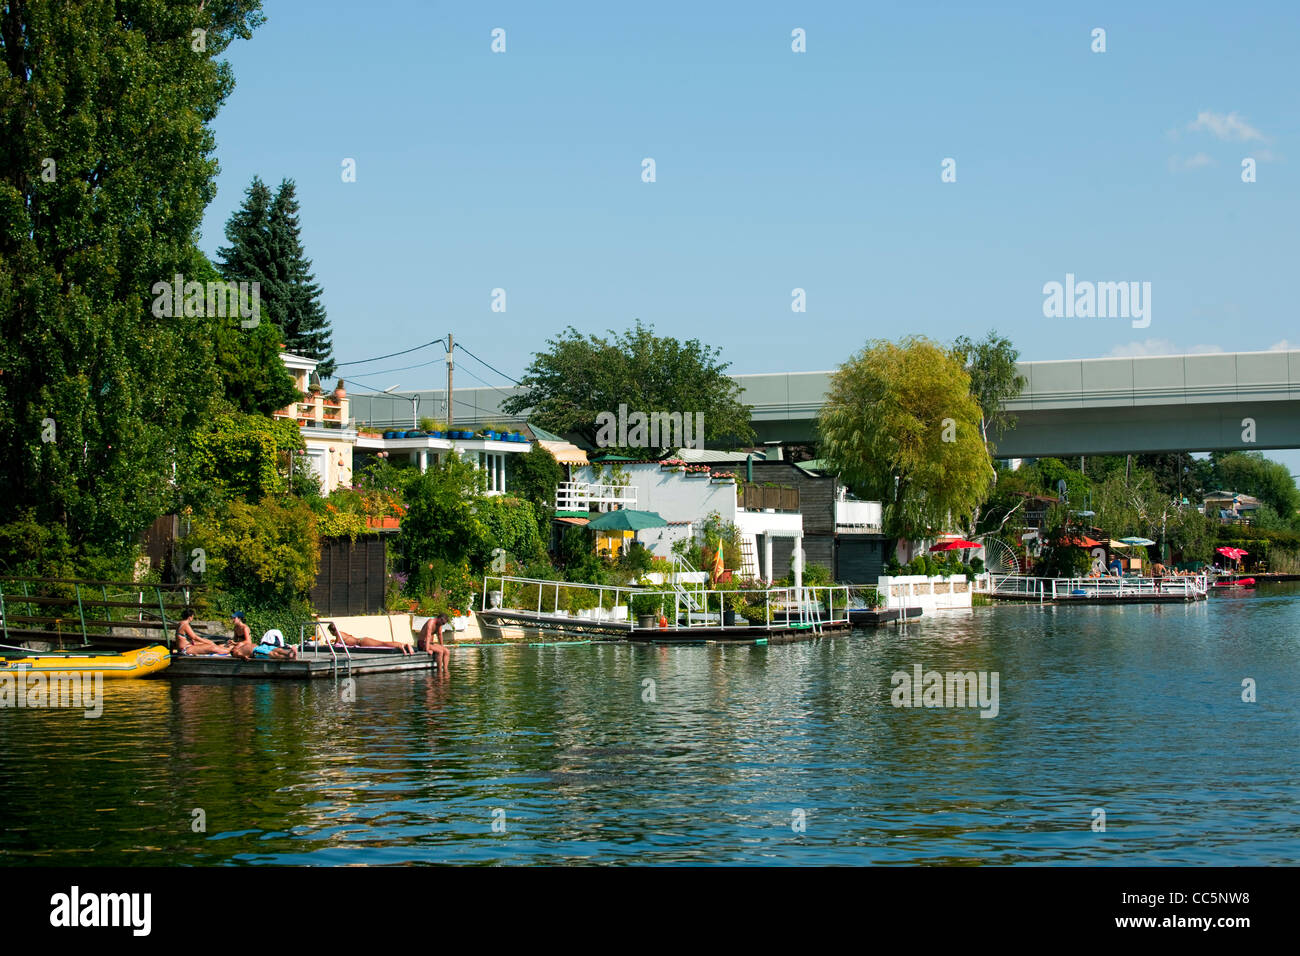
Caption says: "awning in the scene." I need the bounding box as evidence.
[554,516,590,526]
[539,440,589,465]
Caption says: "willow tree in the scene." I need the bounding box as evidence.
[0,1,265,571]
[819,336,993,539]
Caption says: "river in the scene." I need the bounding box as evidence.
[2,585,1298,865]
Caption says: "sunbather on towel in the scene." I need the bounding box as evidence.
[252,628,297,660]
[416,615,451,667]
[175,608,227,656]
[325,622,414,655]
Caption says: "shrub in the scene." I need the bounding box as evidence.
[187,497,320,608]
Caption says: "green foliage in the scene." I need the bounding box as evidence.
[505,443,565,537]
[479,495,545,562]
[398,455,491,591]
[819,336,993,538]
[217,177,334,374]
[0,2,265,572]
[179,408,303,509]
[950,331,1026,453]
[1212,452,1300,526]
[501,320,755,452]
[188,497,319,608]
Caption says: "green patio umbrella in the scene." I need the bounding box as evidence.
[1114,536,1156,547]
[585,509,668,532]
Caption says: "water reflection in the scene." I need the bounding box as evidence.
[1,586,1298,864]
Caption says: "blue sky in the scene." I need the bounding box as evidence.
[199,1,1298,400]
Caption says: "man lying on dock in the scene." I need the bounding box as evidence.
[175,608,228,656]
[325,622,414,655]
[416,615,451,668]
[252,629,298,660]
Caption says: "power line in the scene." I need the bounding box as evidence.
[335,338,446,369]
[346,357,446,379]
[456,365,518,401]
[454,341,520,385]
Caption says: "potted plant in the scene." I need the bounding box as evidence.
[630,592,659,629]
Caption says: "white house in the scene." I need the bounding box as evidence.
[562,458,804,581]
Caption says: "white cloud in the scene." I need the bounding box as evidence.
[1109,339,1225,357]
[1168,152,1215,171]
[1269,339,1297,351]
[1188,110,1265,142]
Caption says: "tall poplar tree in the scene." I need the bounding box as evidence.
[0,0,265,571]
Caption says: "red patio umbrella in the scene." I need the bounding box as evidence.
[930,539,981,552]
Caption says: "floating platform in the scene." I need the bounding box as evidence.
[479,607,852,645]
[627,621,853,644]
[157,647,439,680]
[848,607,924,626]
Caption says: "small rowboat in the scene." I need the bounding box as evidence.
[0,644,170,678]
[1212,577,1256,589]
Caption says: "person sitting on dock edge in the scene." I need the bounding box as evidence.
[416,615,451,668]
[325,622,414,655]
[175,608,228,656]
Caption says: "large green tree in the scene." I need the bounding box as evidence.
[0,0,265,569]
[1211,452,1300,526]
[217,176,333,374]
[501,320,754,453]
[951,331,1026,455]
[819,336,993,538]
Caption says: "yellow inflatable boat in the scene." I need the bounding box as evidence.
[0,644,171,679]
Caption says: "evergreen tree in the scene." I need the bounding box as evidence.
[270,181,334,375]
[217,177,333,375]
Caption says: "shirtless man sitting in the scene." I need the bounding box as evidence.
[175,608,227,656]
[324,622,414,655]
[416,615,451,668]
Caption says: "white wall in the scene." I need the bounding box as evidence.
[877,575,972,611]
[576,464,739,525]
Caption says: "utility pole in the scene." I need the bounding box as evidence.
[446,332,454,429]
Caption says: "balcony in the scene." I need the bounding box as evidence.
[556,481,637,514]
[737,483,799,513]
[835,499,882,533]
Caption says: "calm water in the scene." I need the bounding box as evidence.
[3,585,1299,865]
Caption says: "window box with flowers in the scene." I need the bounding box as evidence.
[684,465,711,477]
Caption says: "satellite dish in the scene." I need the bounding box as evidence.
[1057,478,1067,501]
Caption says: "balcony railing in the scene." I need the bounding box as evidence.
[556,481,638,513]
[835,499,882,533]
[737,483,799,512]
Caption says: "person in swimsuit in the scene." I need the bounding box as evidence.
[175,608,227,655]
[325,622,414,655]
[416,615,450,668]
[228,612,257,660]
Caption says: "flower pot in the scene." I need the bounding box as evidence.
[722,609,737,626]
[637,614,657,629]
[488,590,503,608]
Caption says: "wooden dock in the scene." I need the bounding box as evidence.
[158,648,439,680]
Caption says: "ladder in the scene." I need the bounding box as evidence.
[738,535,759,579]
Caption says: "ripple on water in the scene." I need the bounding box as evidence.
[3,590,1300,864]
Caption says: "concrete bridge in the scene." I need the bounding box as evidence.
[347,349,1300,458]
